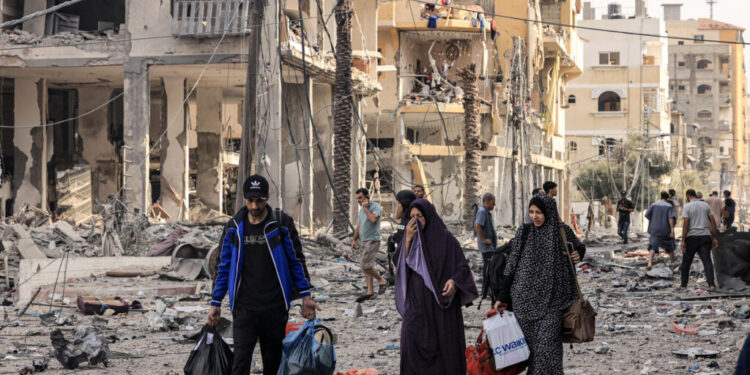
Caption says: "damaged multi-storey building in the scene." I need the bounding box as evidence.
[365,0,582,226]
[0,0,381,232]
[567,3,672,198]
[663,4,749,199]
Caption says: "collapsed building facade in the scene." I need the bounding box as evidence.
[366,0,582,227]
[0,0,381,232]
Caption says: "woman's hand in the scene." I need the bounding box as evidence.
[442,279,456,297]
[492,301,503,311]
[405,217,418,243]
[570,250,581,264]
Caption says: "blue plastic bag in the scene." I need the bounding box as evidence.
[278,319,336,375]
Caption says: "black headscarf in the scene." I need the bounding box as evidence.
[504,194,578,321]
[395,190,418,225]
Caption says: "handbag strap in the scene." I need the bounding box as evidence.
[559,225,583,298]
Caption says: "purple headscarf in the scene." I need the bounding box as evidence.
[395,199,478,316]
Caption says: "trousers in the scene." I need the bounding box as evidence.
[231,305,288,375]
[680,235,715,288]
[617,220,630,243]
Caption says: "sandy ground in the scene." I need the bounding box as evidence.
[1,235,749,375]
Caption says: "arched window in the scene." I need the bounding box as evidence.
[698,84,712,94]
[569,141,578,152]
[598,91,621,112]
[670,123,675,134]
[699,136,712,146]
[568,95,576,104]
[697,110,712,119]
[697,59,712,70]
[720,146,725,154]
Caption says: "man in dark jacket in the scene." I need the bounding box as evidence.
[208,175,318,375]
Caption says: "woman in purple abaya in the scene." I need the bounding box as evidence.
[394,199,479,375]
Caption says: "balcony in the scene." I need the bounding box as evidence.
[172,0,250,37]
[542,26,583,76]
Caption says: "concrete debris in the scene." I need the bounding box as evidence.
[160,258,204,281]
[15,238,47,259]
[50,326,110,369]
[673,347,720,359]
[645,266,673,279]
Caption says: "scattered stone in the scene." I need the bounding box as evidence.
[50,326,110,369]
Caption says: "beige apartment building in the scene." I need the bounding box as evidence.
[663,4,748,199]
[365,0,583,226]
[567,3,671,204]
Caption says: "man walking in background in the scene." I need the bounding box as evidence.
[669,189,681,218]
[351,188,388,302]
[474,193,497,296]
[413,185,426,199]
[722,190,736,230]
[705,191,723,230]
[645,191,676,269]
[617,190,635,244]
[543,181,558,198]
[680,189,719,291]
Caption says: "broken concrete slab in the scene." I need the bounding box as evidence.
[4,224,31,240]
[16,238,47,259]
[53,221,85,243]
[160,258,203,281]
[17,256,173,305]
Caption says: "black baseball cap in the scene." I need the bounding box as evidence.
[243,174,269,199]
[620,190,627,195]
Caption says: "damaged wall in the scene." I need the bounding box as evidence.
[12,78,47,212]
[312,83,334,229]
[196,87,223,212]
[77,87,117,206]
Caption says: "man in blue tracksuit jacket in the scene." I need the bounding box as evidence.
[208,174,318,375]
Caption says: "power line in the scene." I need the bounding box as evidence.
[0,0,82,30]
[410,0,750,46]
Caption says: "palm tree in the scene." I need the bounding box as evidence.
[333,0,353,237]
[461,64,481,231]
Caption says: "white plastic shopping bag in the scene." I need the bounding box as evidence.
[483,311,530,370]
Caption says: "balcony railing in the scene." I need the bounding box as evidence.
[172,0,250,37]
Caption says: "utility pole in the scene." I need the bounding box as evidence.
[237,0,265,211]
[332,0,353,237]
[707,0,717,19]
[509,37,526,227]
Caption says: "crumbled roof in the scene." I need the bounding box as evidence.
[698,18,745,32]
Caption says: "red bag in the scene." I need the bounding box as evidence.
[466,308,527,375]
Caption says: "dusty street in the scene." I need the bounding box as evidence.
[1,226,749,375]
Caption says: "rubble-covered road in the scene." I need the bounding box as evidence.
[1,227,749,374]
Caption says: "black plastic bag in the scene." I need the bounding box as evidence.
[278,319,336,375]
[184,325,233,375]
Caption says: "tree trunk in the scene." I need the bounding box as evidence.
[461,64,481,231]
[333,0,353,237]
